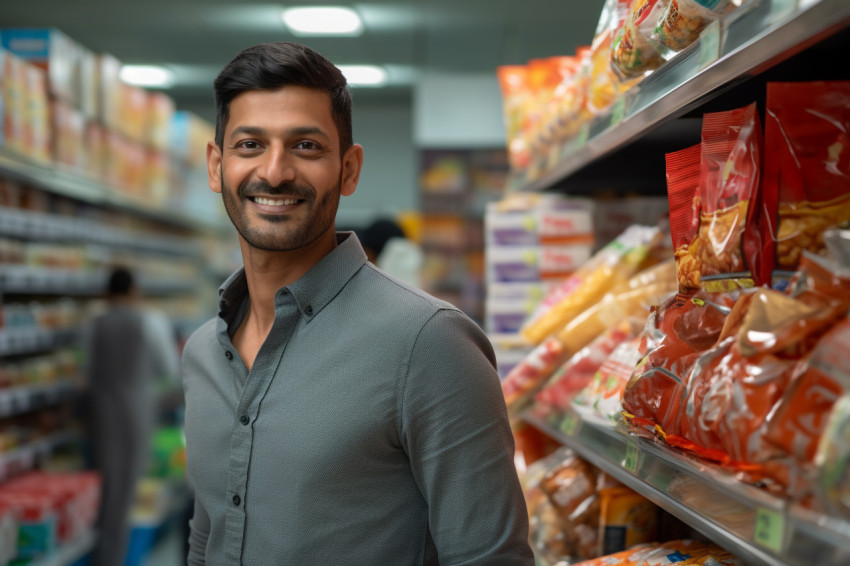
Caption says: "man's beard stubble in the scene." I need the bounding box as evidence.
[220,174,342,252]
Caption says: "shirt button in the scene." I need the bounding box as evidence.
[305,305,314,315]
[232,494,241,506]
[225,350,233,360]
[240,415,250,425]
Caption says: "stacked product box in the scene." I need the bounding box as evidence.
[0,28,215,212]
[485,194,595,378]
[0,471,100,562]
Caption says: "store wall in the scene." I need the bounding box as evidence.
[338,100,417,228]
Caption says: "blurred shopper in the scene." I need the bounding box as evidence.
[181,42,533,565]
[83,266,180,566]
[359,217,424,287]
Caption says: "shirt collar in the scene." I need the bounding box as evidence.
[217,231,368,321]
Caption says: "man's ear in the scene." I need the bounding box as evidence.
[207,140,223,194]
[340,144,363,197]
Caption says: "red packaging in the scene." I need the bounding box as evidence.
[502,337,567,411]
[697,102,771,287]
[666,143,702,290]
[764,81,850,270]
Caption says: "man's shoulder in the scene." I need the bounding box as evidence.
[356,262,459,318]
[182,317,218,357]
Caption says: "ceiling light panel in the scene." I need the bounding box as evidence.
[120,65,174,88]
[338,65,387,87]
[282,6,364,36]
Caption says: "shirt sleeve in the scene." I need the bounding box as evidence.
[187,494,211,566]
[401,308,534,565]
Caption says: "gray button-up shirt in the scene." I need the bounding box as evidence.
[182,233,533,565]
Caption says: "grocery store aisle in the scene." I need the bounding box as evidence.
[141,524,185,566]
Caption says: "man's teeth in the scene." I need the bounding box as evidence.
[254,197,299,206]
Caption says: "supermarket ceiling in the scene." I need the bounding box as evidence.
[0,0,606,121]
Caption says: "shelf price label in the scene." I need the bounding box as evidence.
[560,413,580,437]
[754,507,785,553]
[624,437,640,473]
[610,98,627,128]
[698,19,722,70]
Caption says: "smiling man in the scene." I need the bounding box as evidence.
[181,42,533,565]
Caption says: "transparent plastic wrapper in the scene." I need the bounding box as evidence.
[573,336,644,422]
[824,226,850,268]
[521,225,660,346]
[667,253,850,473]
[535,320,638,416]
[597,485,659,556]
[588,0,642,115]
[497,65,531,172]
[526,447,602,562]
[573,539,745,565]
[611,0,668,79]
[764,81,850,271]
[501,336,567,412]
[526,56,579,168]
[816,393,850,519]
[651,0,733,58]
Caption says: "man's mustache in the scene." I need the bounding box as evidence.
[238,181,315,201]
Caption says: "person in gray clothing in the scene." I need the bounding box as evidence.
[181,42,534,565]
[84,267,180,566]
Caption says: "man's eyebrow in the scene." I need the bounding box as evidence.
[227,125,329,141]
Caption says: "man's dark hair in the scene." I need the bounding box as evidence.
[108,267,135,296]
[213,42,353,154]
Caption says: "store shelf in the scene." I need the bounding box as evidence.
[0,206,201,258]
[0,148,220,233]
[522,406,850,566]
[521,0,850,192]
[0,430,79,483]
[27,528,96,566]
[0,265,198,297]
[0,381,78,418]
[0,326,78,356]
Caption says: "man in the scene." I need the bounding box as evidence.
[181,42,533,565]
[84,266,180,566]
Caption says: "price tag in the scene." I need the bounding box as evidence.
[624,438,640,473]
[754,507,785,552]
[560,413,579,437]
[698,19,722,70]
[610,98,626,128]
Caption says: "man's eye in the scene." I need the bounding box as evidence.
[239,141,260,150]
[295,141,320,151]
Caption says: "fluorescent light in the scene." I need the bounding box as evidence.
[120,65,174,88]
[338,65,387,87]
[282,6,363,36]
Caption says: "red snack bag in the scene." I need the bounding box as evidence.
[666,143,702,290]
[764,81,850,270]
[697,102,771,287]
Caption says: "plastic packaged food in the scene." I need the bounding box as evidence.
[501,336,567,412]
[665,143,702,290]
[652,0,733,58]
[597,485,659,555]
[815,393,850,518]
[497,65,532,172]
[521,225,660,345]
[573,337,644,422]
[588,0,642,114]
[763,81,850,271]
[573,539,745,565]
[611,0,667,79]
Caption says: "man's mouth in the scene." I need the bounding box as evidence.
[251,196,302,206]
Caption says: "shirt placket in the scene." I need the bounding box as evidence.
[222,288,301,564]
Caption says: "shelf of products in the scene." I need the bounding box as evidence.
[520,0,850,192]
[0,430,79,483]
[27,529,96,566]
[0,381,77,419]
[523,407,850,566]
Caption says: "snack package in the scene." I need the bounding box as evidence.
[674,253,850,466]
[501,336,567,412]
[521,225,660,346]
[815,393,850,519]
[665,143,702,291]
[497,65,532,173]
[535,319,638,415]
[588,0,642,115]
[765,318,850,463]
[528,447,602,561]
[611,0,668,79]
[671,103,772,289]
[651,0,734,58]
[622,288,737,439]
[573,336,644,422]
[764,81,850,271]
[573,539,745,565]
[597,485,659,556]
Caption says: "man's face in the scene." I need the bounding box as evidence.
[206,86,360,252]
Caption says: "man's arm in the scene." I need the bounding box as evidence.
[402,308,534,565]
